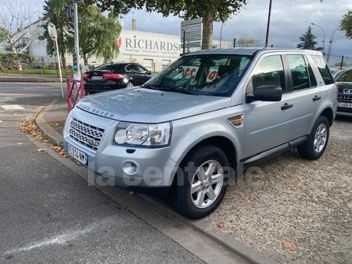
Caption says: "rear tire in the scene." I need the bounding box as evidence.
[298,115,329,160]
[126,81,134,88]
[171,145,230,219]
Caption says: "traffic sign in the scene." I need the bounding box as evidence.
[47,22,57,41]
[181,18,203,52]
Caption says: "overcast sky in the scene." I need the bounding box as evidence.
[120,0,352,59]
[31,0,352,59]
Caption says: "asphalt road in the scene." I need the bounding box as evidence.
[0,83,203,264]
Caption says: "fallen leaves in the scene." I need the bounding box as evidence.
[216,221,225,229]
[282,240,297,251]
[20,115,68,158]
[19,116,45,141]
[52,144,69,158]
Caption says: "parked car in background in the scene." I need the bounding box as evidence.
[335,68,352,116]
[83,63,152,94]
[64,48,337,219]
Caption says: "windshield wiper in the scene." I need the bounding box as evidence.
[141,84,161,90]
[158,87,198,95]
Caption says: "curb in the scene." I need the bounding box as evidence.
[142,195,276,264]
[36,99,64,146]
[34,101,277,264]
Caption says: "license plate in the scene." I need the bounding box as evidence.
[67,144,87,165]
[91,76,103,80]
[338,102,352,108]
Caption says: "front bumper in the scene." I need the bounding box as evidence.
[64,108,178,188]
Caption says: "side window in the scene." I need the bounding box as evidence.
[250,55,286,94]
[287,55,310,90]
[308,63,317,87]
[125,64,138,72]
[311,55,334,85]
[94,64,115,71]
[135,64,148,74]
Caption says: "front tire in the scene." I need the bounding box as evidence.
[298,116,330,160]
[172,145,230,219]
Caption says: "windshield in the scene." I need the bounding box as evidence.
[143,55,252,96]
[336,69,352,82]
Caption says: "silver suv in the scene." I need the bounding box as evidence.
[64,48,337,219]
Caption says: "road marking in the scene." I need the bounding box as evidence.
[4,216,115,255]
[0,105,25,110]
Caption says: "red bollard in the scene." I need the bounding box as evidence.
[67,77,86,112]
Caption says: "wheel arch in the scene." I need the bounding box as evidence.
[169,135,238,193]
[320,107,334,126]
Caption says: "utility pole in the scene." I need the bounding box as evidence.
[265,0,273,48]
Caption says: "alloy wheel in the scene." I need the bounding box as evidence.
[190,160,224,209]
[313,123,328,153]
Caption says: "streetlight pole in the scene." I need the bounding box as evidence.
[220,22,224,48]
[73,2,80,79]
[326,27,339,63]
[265,0,273,48]
[311,23,326,53]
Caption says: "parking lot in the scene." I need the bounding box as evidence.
[209,116,352,264]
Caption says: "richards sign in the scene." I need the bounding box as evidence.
[116,30,183,58]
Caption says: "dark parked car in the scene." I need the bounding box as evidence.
[335,68,352,116]
[83,63,152,94]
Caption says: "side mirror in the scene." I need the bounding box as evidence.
[147,70,152,75]
[253,85,282,102]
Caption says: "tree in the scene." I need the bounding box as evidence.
[41,0,71,68]
[297,26,317,50]
[0,30,5,42]
[87,0,247,50]
[0,0,40,70]
[67,5,121,64]
[42,1,121,66]
[340,10,352,39]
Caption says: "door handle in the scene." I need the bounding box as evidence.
[281,103,293,111]
[312,95,321,102]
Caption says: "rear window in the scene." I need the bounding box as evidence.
[311,55,334,85]
[93,64,126,73]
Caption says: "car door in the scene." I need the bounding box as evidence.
[281,54,319,139]
[243,54,293,158]
[125,64,148,86]
[125,64,139,85]
[135,64,152,84]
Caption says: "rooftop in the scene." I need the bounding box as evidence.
[183,48,323,56]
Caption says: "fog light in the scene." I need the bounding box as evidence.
[122,161,139,175]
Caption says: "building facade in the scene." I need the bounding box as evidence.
[6,19,233,73]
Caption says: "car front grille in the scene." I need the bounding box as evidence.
[338,94,352,103]
[69,118,105,150]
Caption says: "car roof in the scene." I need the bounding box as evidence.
[182,48,323,57]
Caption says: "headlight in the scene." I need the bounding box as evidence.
[114,122,171,147]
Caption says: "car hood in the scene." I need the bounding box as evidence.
[336,81,352,90]
[76,87,231,123]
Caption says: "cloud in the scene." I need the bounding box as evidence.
[122,0,352,58]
